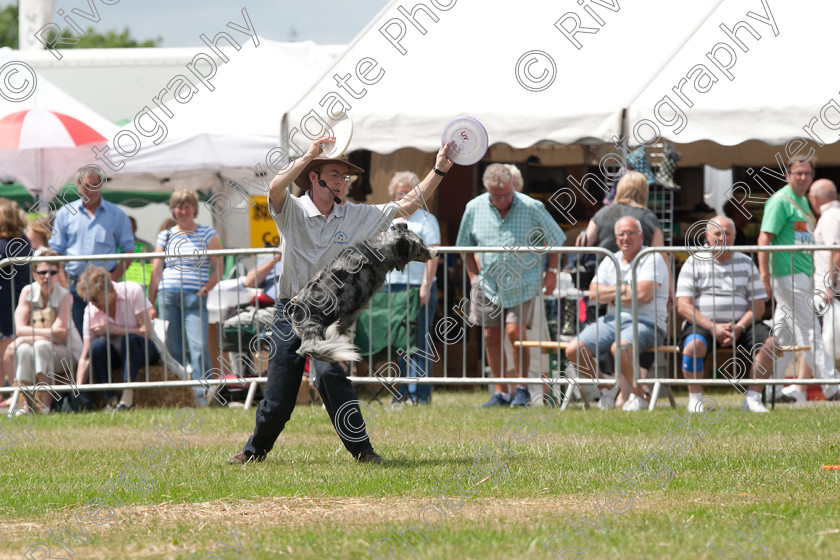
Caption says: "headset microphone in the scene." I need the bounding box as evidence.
[317,177,341,204]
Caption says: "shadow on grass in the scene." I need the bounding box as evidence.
[369,456,482,469]
[237,455,505,469]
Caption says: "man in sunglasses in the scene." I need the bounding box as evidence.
[228,137,453,465]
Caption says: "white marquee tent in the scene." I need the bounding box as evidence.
[281,0,840,170]
[103,38,340,191]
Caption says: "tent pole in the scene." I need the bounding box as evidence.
[280,113,289,162]
[619,108,627,145]
[36,148,42,200]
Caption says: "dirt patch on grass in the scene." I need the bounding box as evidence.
[3,492,835,559]
[0,492,769,539]
[0,497,578,560]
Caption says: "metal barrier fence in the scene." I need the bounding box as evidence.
[2,244,836,411]
[628,244,840,409]
[0,247,623,409]
[347,246,623,403]
[0,249,282,410]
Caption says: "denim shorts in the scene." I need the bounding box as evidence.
[578,315,662,362]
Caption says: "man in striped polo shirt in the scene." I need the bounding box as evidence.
[676,217,777,413]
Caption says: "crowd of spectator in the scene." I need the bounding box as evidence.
[0,171,221,414]
[2,154,839,416]
[450,156,840,414]
[558,157,840,412]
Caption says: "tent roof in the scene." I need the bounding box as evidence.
[0,48,123,199]
[108,38,340,176]
[0,48,120,139]
[628,0,838,146]
[18,43,347,123]
[282,0,838,155]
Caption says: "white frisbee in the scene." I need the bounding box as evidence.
[322,114,354,158]
[441,116,489,166]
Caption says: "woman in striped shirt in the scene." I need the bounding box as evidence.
[149,190,222,404]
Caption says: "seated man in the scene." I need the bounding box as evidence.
[243,250,283,300]
[223,250,283,348]
[75,265,159,411]
[566,216,669,411]
[676,216,777,413]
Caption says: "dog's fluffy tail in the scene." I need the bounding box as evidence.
[297,323,361,363]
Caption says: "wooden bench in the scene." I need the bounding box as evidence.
[695,345,810,378]
[514,341,680,354]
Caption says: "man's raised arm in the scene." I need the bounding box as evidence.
[396,144,454,215]
[268,137,334,214]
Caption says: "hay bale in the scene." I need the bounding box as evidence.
[134,364,198,409]
[296,374,322,406]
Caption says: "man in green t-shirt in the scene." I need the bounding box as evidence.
[758,159,840,403]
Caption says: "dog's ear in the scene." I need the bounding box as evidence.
[396,235,410,257]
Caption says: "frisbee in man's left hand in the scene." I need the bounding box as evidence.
[441,116,488,166]
[323,114,354,158]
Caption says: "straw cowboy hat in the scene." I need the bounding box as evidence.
[294,154,365,190]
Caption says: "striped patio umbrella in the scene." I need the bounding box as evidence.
[0,108,108,201]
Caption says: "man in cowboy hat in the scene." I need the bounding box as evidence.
[228,136,454,465]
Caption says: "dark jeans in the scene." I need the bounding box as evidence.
[384,282,437,402]
[90,334,160,399]
[68,280,87,337]
[243,300,373,459]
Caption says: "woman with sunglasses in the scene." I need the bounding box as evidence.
[5,250,80,414]
[25,218,69,288]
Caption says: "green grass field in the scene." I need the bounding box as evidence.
[1,390,839,559]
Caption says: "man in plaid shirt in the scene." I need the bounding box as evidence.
[456,164,566,407]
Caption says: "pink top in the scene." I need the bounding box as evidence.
[82,281,151,340]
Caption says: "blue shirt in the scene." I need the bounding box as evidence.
[254,254,283,299]
[456,192,567,307]
[385,209,441,286]
[50,199,135,278]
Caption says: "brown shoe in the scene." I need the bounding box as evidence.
[357,450,385,464]
[227,450,265,465]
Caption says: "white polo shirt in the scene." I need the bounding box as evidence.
[593,247,670,330]
[814,200,840,293]
[270,187,400,299]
